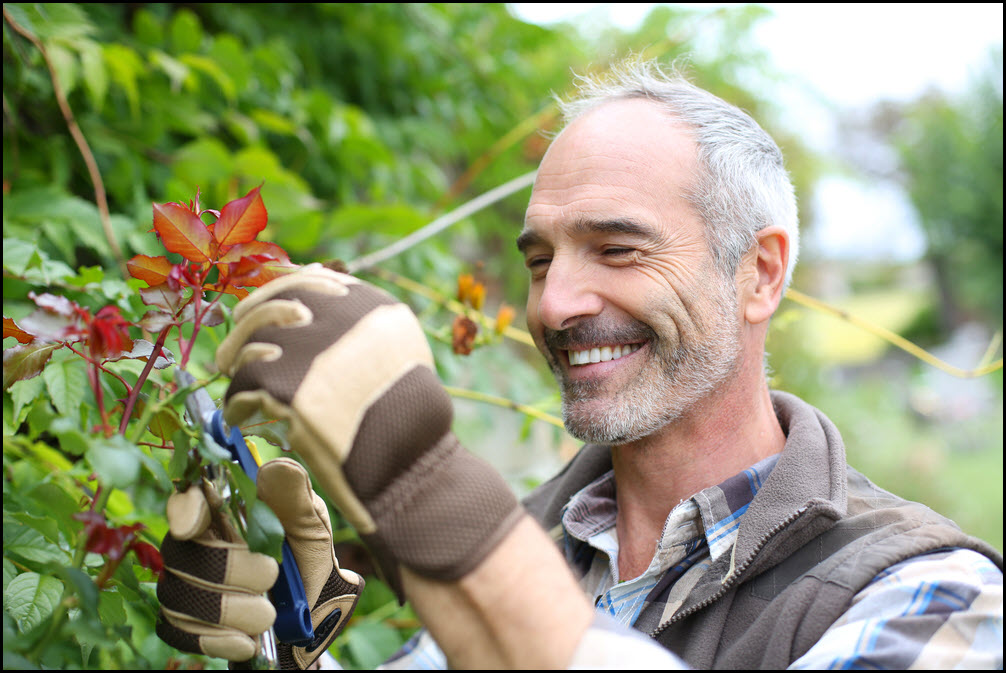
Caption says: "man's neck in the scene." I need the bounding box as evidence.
[610,360,785,581]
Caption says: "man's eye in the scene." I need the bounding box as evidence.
[602,247,635,257]
[525,256,551,268]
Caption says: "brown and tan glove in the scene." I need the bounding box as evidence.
[215,266,524,599]
[155,459,364,669]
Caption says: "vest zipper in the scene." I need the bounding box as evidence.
[649,506,808,639]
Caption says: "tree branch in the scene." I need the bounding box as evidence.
[785,288,1003,378]
[346,170,537,274]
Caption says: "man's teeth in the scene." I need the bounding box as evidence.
[568,343,641,366]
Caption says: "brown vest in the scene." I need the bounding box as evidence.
[523,392,1003,669]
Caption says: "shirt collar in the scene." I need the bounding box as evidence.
[560,453,781,574]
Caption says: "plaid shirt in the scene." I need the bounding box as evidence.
[381,454,1003,669]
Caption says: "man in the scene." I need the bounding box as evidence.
[156,60,1003,669]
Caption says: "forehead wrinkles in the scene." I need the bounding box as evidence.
[526,108,701,235]
[525,165,672,244]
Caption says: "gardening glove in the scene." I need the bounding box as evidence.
[215,266,525,600]
[156,478,278,663]
[155,461,364,669]
[257,457,365,670]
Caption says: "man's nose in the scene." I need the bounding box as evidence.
[536,257,604,331]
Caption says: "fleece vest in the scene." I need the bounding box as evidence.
[523,391,1003,669]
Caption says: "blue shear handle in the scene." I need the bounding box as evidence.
[209,411,315,646]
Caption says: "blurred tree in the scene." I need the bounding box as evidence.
[891,48,1003,332]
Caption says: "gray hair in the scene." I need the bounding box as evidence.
[555,59,799,289]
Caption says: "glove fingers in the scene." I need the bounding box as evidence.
[222,387,295,433]
[258,458,366,603]
[161,533,279,593]
[230,266,356,323]
[156,611,259,662]
[258,458,333,544]
[158,571,277,634]
[216,299,312,376]
[279,566,365,670]
[166,484,212,541]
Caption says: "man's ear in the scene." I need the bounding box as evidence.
[742,225,789,325]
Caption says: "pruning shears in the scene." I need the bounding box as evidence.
[176,369,314,648]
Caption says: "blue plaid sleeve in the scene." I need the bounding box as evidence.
[790,548,1003,669]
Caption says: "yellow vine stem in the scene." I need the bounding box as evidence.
[784,289,1003,379]
[4,7,129,280]
[369,267,537,348]
[443,385,564,429]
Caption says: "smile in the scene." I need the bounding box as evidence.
[567,343,642,366]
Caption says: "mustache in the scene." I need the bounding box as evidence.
[544,319,656,352]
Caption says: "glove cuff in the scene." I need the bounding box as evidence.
[359,432,524,598]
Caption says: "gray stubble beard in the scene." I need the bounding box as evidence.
[556,284,742,445]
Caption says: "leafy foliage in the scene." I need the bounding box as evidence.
[3,184,297,669]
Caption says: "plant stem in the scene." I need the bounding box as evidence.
[346,170,537,274]
[119,327,171,435]
[784,288,1004,378]
[442,385,563,429]
[89,360,113,436]
[65,342,134,397]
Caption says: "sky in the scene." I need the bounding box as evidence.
[508,3,1004,263]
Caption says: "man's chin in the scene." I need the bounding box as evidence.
[561,396,662,445]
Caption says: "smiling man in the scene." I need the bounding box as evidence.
[155,60,1002,670]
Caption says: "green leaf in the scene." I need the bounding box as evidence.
[42,357,89,418]
[132,7,164,46]
[21,259,77,286]
[2,188,101,228]
[57,567,99,622]
[245,499,284,562]
[27,482,82,536]
[98,590,127,626]
[3,558,17,592]
[8,370,47,422]
[86,435,141,489]
[169,8,203,54]
[47,43,80,98]
[102,43,143,117]
[21,3,94,41]
[136,448,172,492]
[78,39,108,110]
[345,621,404,670]
[2,520,69,565]
[51,417,90,456]
[2,238,45,277]
[6,512,60,549]
[150,49,191,91]
[167,430,194,482]
[5,345,58,393]
[3,572,64,634]
[65,265,105,288]
[180,53,236,102]
[249,108,299,136]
